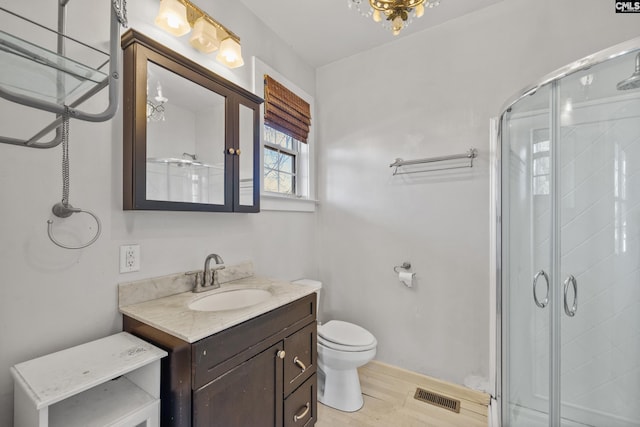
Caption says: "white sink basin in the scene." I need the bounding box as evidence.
[188,288,272,312]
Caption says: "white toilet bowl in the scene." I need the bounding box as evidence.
[317,320,377,412]
[292,279,378,412]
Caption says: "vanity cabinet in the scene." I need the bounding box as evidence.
[123,293,317,427]
[121,30,263,213]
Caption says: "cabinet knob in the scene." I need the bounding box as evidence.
[235,149,241,156]
[227,148,236,155]
[277,350,286,359]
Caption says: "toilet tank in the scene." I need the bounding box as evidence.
[292,279,322,313]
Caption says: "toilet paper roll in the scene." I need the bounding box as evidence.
[398,271,415,287]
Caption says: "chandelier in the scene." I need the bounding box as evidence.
[348,0,441,35]
[147,81,168,122]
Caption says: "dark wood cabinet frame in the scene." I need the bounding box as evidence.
[121,29,263,212]
[123,293,317,427]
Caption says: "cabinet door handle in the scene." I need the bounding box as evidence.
[293,402,310,422]
[236,149,241,156]
[227,148,235,155]
[277,350,286,359]
[293,356,307,372]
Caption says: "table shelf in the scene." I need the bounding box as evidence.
[12,332,166,427]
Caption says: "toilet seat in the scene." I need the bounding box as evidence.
[318,320,377,352]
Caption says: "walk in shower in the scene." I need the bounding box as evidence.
[497,38,640,427]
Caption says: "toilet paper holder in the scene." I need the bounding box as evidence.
[393,262,411,273]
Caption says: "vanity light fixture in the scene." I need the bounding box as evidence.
[217,37,244,68]
[348,0,441,35]
[155,0,191,36]
[190,16,220,53]
[154,0,244,68]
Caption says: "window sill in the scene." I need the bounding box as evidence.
[261,193,318,212]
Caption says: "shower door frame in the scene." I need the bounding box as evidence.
[494,36,640,427]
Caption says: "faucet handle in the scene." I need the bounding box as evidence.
[186,270,205,288]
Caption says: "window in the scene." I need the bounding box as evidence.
[264,125,299,194]
[263,74,312,198]
[532,129,550,196]
[254,59,315,211]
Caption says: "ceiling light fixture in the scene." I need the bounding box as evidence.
[348,0,441,35]
[154,0,244,68]
[147,81,168,122]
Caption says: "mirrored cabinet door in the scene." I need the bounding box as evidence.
[122,30,262,213]
[145,62,227,206]
[236,102,259,210]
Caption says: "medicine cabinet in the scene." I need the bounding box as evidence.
[122,30,262,212]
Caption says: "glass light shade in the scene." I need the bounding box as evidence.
[392,16,403,35]
[216,37,244,68]
[155,0,191,37]
[189,17,220,53]
[372,9,382,22]
[415,3,425,17]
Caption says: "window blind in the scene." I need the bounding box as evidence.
[264,75,311,143]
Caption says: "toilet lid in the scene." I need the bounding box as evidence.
[318,335,377,352]
[318,320,376,347]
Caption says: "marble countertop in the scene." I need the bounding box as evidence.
[119,276,315,343]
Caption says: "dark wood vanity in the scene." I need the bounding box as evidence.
[123,293,317,427]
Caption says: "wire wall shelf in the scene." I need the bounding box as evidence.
[0,1,127,148]
[0,1,127,250]
[390,148,478,175]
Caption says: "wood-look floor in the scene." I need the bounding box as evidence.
[316,361,490,427]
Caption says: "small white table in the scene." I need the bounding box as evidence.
[11,332,167,427]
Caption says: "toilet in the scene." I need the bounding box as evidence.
[293,279,377,412]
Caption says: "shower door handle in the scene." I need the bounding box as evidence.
[563,275,578,317]
[533,270,550,308]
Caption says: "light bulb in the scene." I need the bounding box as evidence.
[415,3,424,18]
[155,82,168,103]
[373,9,382,22]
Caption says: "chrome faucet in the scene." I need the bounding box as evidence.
[193,254,225,293]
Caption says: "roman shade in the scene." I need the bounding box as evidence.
[264,75,311,143]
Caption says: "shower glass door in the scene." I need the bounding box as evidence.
[501,43,640,427]
[557,51,640,427]
[502,84,553,427]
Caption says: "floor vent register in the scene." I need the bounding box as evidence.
[413,387,461,414]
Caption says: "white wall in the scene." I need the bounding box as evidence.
[315,0,639,386]
[2,0,639,423]
[0,0,316,425]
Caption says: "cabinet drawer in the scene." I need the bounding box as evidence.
[284,374,317,427]
[193,294,315,389]
[284,322,317,396]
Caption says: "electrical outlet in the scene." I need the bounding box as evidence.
[119,244,140,273]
